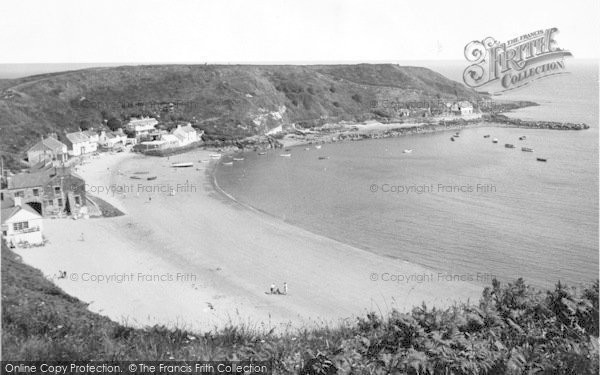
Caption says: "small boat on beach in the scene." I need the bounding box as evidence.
[280,153,291,157]
[505,144,515,148]
[521,147,534,152]
[483,135,490,138]
[171,162,194,168]
[536,158,547,162]
[454,133,460,137]
[147,176,157,180]
[222,162,233,166]
[258,152,266,155]
[403,149,413,153]
[492,138,498,143]
[315,145,322,149]
[318,156,330,160]
[233,157,245,161]
[519,136,527,140]
[133,171,149,174]
[130,176,142,179]
[209,154,221,159]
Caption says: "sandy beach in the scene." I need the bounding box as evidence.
[15,148,484,333]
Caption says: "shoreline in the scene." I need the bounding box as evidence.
[14,147,485,334]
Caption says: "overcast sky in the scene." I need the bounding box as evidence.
[0,0,598,63]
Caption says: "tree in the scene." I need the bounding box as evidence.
[79,120,91,131]
[107,117,122,131]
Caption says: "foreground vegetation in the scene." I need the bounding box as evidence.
[2,241,598,374]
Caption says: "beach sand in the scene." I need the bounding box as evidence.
[15,149,483,333]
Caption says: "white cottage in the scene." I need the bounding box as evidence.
[127,117,159,138]
[1,198,44,247]
[171,124,200,146]
[65,131,97,156]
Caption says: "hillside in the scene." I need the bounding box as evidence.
[0,64,483,170]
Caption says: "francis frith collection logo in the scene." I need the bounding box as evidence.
[463,28,572,93]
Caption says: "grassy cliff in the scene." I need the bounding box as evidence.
[0,64,483,169]
[2,242,598,373]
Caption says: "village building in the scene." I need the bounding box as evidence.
[450,101,474,116]
[126,117,159,139]
[458,101,474,115]
[83,130,100,143]
[1,166,86,217]
[27,135,68,166]
[1,197,44,247]
[171,123,201,146]
[99,130,128,149]
[65,131,98,156]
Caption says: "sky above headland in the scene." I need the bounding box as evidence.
[0,0,598,64]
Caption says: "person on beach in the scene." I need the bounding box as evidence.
[270,283,275,294]
[283,282,288,295]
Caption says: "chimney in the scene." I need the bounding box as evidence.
[14,196,22,207]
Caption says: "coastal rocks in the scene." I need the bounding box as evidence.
[484,114,589,130]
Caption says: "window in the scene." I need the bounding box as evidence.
[57,198,63,207]
[46,200,53,207]
[32,188,39,197]
[15,191,24,198]
[13,221,29,231]
[54,186,61,194]
[74,196,81,205]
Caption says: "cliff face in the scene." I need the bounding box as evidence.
[0,64,483,169]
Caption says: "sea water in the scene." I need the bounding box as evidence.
[217,61,599,289]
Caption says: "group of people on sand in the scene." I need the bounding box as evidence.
[57,270,67,279]
[269,282,288,295]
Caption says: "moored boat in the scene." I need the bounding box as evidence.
[521,147,534,152]
[280,153,291,157]
[536,158,547,162]
[483,134,490,138]
[315,145,322,149]
[450,137,455,141]
[209,154,221,159]
[258,152,266,155]
[223,161,233,165]
[318,156,330,160]
[403,149,413,153]
[171,162,194,167]
[505,144,515,148]
[147,176,157,180]
[233,157,245,161]
[519,136,527,140]
[492,138,498,143]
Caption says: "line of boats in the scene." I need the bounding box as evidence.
[452,132,547,161]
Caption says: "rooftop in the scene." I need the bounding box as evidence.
[28,137,67,153]
[66,132,90,144]
[1,204,41,224]
[7,167,82,190]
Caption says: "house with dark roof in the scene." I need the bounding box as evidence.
[27,136,68,166]
[1,197,44,247]
[1,167,86,217]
